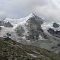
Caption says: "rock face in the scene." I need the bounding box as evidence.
[26,14,43,40]
[47,28,60,38]
[27,14,48,40]
[15,26,25,36]
[4,22,13,27]
[47,28,54,34]
[0,27,2,30]
[0,21,4,26]
[53,23,59,28]
[0,37,60,60]
[15,14,48,41]
[0,21,13,27]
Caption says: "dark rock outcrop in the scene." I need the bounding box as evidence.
[0,21,13,27]
[0,21,4,26]
[0,27,2,30]
[53,23,59,28]
[15,14,48,40]
[47,28,60,38]
[15,26,25,36]
[4,22,13,27]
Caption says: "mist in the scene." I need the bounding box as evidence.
[0,0,60,23]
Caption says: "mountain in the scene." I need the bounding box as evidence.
[0,37,60,60]
[0,13,60,54]
[0,27,2,30]
[15,13,48,40]
[0,21,13,27]
[14,13,60,54]
[0,21,4,26]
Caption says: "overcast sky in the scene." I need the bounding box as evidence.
[0,0,60,19]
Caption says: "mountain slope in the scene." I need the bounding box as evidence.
[0,37,60,60]
[0,13,60,54]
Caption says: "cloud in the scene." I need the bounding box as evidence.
[0,0,60,22]
[34,0,60,23]
[0,0,48,18]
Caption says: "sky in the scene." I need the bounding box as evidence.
[0,0,60,19]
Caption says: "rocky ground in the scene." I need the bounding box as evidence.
[0,37,60,60]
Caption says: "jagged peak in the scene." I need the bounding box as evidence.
[24,13,41,20]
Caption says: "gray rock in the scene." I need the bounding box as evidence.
[47,28,60,38]
[26,14,48,40]
[15,26,25,37]
[53,23,59,28]
[4,22,13,27]
[0,21,4,26]
[0,27,2,30]
[0,21,13,27]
